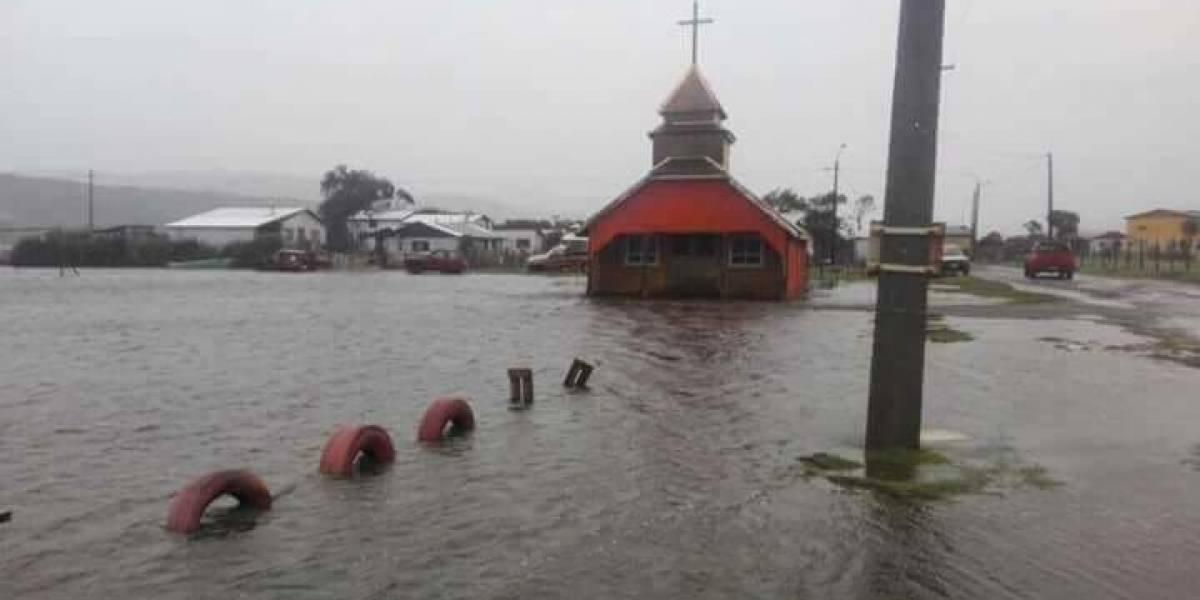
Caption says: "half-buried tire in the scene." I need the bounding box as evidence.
[166,470,271,535]
[319,424,396,477]
[417,397,476,442]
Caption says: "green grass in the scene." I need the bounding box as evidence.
[796,448,1062,502]
[936,276,1058,304]
[1078,262,1200,285]
[797,452,863,471]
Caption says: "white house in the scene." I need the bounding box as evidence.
[1089,231,1128,255]
[346,200,417,248]
[383,214,503,263]
[492,222,547,256]
[165,207,323,249]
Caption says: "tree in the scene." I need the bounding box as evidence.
[1049,210,1080,240]
[1182,218,1198,268]
[1023,219,1044,237]
[1183,218,1198,250]
[762,188,807,213]
[319,165,410,252]
[804,192,849,264]
[974,231,1005,262]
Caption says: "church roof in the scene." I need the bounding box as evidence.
[659,66,726,119]
[581,157,807,241]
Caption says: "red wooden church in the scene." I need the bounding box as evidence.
[582,66,810,300]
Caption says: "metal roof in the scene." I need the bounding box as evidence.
[406,214,501,239]
[1124,209,1200,220]
[347,207,417,223]
[581,157,807,241]
[660,66,726,119]
[164,207,316,229]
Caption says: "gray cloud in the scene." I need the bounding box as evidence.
[2,0,1196,232]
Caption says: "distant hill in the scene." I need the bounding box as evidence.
[0,172,312,228]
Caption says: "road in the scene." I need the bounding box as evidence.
[974,265,1200,338]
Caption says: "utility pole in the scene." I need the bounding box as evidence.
[1046,152,1055,240]
[678,1,713,66]
[866,0,947,451]
[970,180,981,253]
[830,143,846,265]
[87,169,95,233]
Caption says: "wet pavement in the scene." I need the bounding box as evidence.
[1,268,1198,599]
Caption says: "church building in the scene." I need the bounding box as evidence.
[582,64,810,300]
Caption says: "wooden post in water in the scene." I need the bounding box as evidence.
[865,0,947,451]
[508,368,533,407]
[563,358,595,389]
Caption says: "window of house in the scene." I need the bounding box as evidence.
[671,235,691,255]
[625,235,658,265]
[283,228,294,241]
[297,228,307,241]
[669,234,717,257]
[729,235,763,266]
[412,240,430,252]
[516,238,531,250]
[311,229,320,243]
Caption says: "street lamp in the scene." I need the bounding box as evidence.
[830,143,847,265]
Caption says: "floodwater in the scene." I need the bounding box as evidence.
[1,269,1198,599]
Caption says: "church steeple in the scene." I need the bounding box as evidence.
[650,65,736,170]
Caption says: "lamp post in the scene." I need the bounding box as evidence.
[830,143,847,265]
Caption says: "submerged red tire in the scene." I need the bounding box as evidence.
[417,397,476,442]
[319,424,396,477]
[165,470,271,535]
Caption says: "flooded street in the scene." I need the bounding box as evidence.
[2,268,1199,599]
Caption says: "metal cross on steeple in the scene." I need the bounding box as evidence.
[678,1,713,66]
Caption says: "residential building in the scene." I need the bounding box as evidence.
[493,220,549,256]
[164,207,323,249]
[346,200,416,248]
[1089,231,1128,255]
[372,212,503,265]
[1125,209,1200,250]
[581,66,810,300]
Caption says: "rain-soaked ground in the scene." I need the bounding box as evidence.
[1,267,1198,599]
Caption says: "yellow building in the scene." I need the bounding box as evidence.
[1124,209,1200,250]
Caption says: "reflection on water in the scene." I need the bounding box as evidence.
[1,269,1198,599]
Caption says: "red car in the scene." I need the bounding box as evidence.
[1024,242,1076,279]
[404,250,467,274]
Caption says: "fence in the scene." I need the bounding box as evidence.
[1078,241,1198,279]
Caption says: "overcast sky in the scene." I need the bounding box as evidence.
[2,1,1197,233]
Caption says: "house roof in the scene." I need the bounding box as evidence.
[348,207,417,223]
[1091,230,1128,240]
[581,157,807,241]
[165,207,317,229]
[1125,209,1200,220]
[660,66,726,119]
[381,215,501,240]
[405,214,500,238]
[390,221,457,239]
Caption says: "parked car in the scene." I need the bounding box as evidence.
[939,244,971,276]
[1024,242,1076,279]
[404,250,467,274]
[527,236,588,272]
[272,249,326,272]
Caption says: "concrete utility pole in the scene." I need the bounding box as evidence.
[678,1,713,66]
[866,0,947,451]
[87,169,95,232]
[830,143,847,265]
[1046,152,1055,240]
[970,181,981,252]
